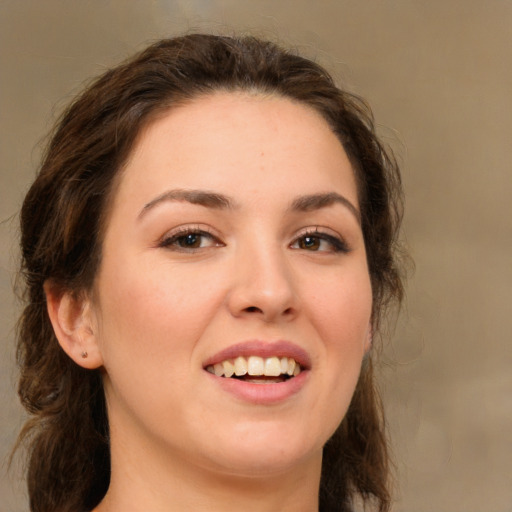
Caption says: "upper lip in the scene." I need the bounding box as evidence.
[203,340,311,370]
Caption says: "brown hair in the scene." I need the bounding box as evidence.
[15,34,404,512]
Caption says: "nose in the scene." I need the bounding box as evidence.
[226,244,298,323]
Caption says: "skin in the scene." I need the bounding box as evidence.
[47,92,373,512]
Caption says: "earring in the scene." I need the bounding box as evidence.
[81,350,88,359]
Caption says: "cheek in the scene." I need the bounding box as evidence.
[307,269,372,344]
[92,261,224,431]
[303,269,372,423]
[94,258,224,367]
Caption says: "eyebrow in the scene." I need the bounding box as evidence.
[139,189,236,219]
[289,192,361,224]
[138,188,360,224]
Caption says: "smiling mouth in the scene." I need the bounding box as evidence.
[206,355,302,383]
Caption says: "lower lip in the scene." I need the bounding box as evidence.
[206,370,309,404]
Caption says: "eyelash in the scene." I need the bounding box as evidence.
[158,226,349,253]
[158,226,223,252]
[290,228,350,254]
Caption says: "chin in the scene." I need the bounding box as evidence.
[195,422,326,478]
[210,448,319,479]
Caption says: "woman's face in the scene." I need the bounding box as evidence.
[89,92,372,478]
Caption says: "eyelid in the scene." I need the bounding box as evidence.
[291,226,350,253]
[158,224,224,251]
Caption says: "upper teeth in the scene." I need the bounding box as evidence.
[207,356,301,378]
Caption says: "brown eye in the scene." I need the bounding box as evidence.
[160,229,223,252]
[176,233,202,248]
[298,236,321,251]
[291,230,349,253]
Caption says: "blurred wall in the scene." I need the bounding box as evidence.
[1,2,511,511]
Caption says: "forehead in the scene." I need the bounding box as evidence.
[115,91,358,212]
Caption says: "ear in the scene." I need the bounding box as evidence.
[44,281,103,369]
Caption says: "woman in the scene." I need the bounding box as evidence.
[14,34,403,512]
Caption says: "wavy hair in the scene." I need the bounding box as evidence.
[14,34,404,512]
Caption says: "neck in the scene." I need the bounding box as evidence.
[94,429,322,512]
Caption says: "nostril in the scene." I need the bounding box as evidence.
[245,306,263,313]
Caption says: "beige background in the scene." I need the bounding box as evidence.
[1,1,511,511]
